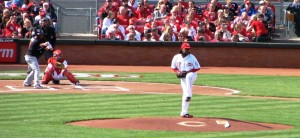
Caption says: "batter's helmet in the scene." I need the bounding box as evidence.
[32,28,44,37]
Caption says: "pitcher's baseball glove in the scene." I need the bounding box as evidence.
[176,71,188,78]
[54,62,65,69]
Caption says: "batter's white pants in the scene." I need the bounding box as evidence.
[180,72,197,116]
[23,55,41,87]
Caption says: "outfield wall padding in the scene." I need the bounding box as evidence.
[18,39,300,68]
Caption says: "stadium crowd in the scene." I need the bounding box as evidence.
[0,0,57,39]
[97,0,276,42]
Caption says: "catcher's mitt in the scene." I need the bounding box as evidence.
[176,71,188,78]
[54,62,65,69]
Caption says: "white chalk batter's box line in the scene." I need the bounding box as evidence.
[0,85,130,93]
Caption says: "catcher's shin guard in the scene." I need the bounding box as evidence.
[42,72,52,84]
[64,71,78,84]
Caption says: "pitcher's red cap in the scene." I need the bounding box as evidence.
[181,43,191,49]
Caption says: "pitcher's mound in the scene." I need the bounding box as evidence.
[67,117,293,132]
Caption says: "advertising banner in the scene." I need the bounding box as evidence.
[0,39,17,63]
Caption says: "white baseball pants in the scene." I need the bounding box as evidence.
[23,55,41,87]
[180,72,197,116]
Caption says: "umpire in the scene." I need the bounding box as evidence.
[38,18,56,61]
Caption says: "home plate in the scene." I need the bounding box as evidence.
[74,85,90,90]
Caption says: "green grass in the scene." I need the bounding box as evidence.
[0,70,300,138]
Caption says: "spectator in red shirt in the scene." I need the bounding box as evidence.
[203,4,218,21]
[173,2,187,19]
[143,0,154,13]
[183,13,197,29]
[207,0,223,12]
[178,0,188,9]
[150,28,161,41]
[187,6,203,21]
[117,5,131,26]
[187,1,203,15]
[199,21,214,39]
[169,16,181,34]
[98,0,118,18]
[122,1,138,18]
[194,27,211,41]
[135,2,151,19]
[168,7,183,25]
[5,16,22,38]
[246,13,269,42]
[112,0,122,7]
[151,21,162,35]
[232,23,249,42]
[143,29,155,41]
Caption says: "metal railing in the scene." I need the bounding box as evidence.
[282,9,297,38]
[52,0,98,34]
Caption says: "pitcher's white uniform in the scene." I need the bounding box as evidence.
[171,43,201,117]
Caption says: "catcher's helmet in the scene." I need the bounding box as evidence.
[53,49,63,57]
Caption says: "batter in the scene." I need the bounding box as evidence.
[23,29,53,88]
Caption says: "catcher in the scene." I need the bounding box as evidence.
[171,42,201,118]
[41,49,80,85]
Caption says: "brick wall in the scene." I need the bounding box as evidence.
[19,42,300,68]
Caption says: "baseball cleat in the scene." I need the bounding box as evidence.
[185,97,191,102]
[34,85,45,89]
[23,83,31,87]
[180,114,193,118]
[74,81,80,86]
